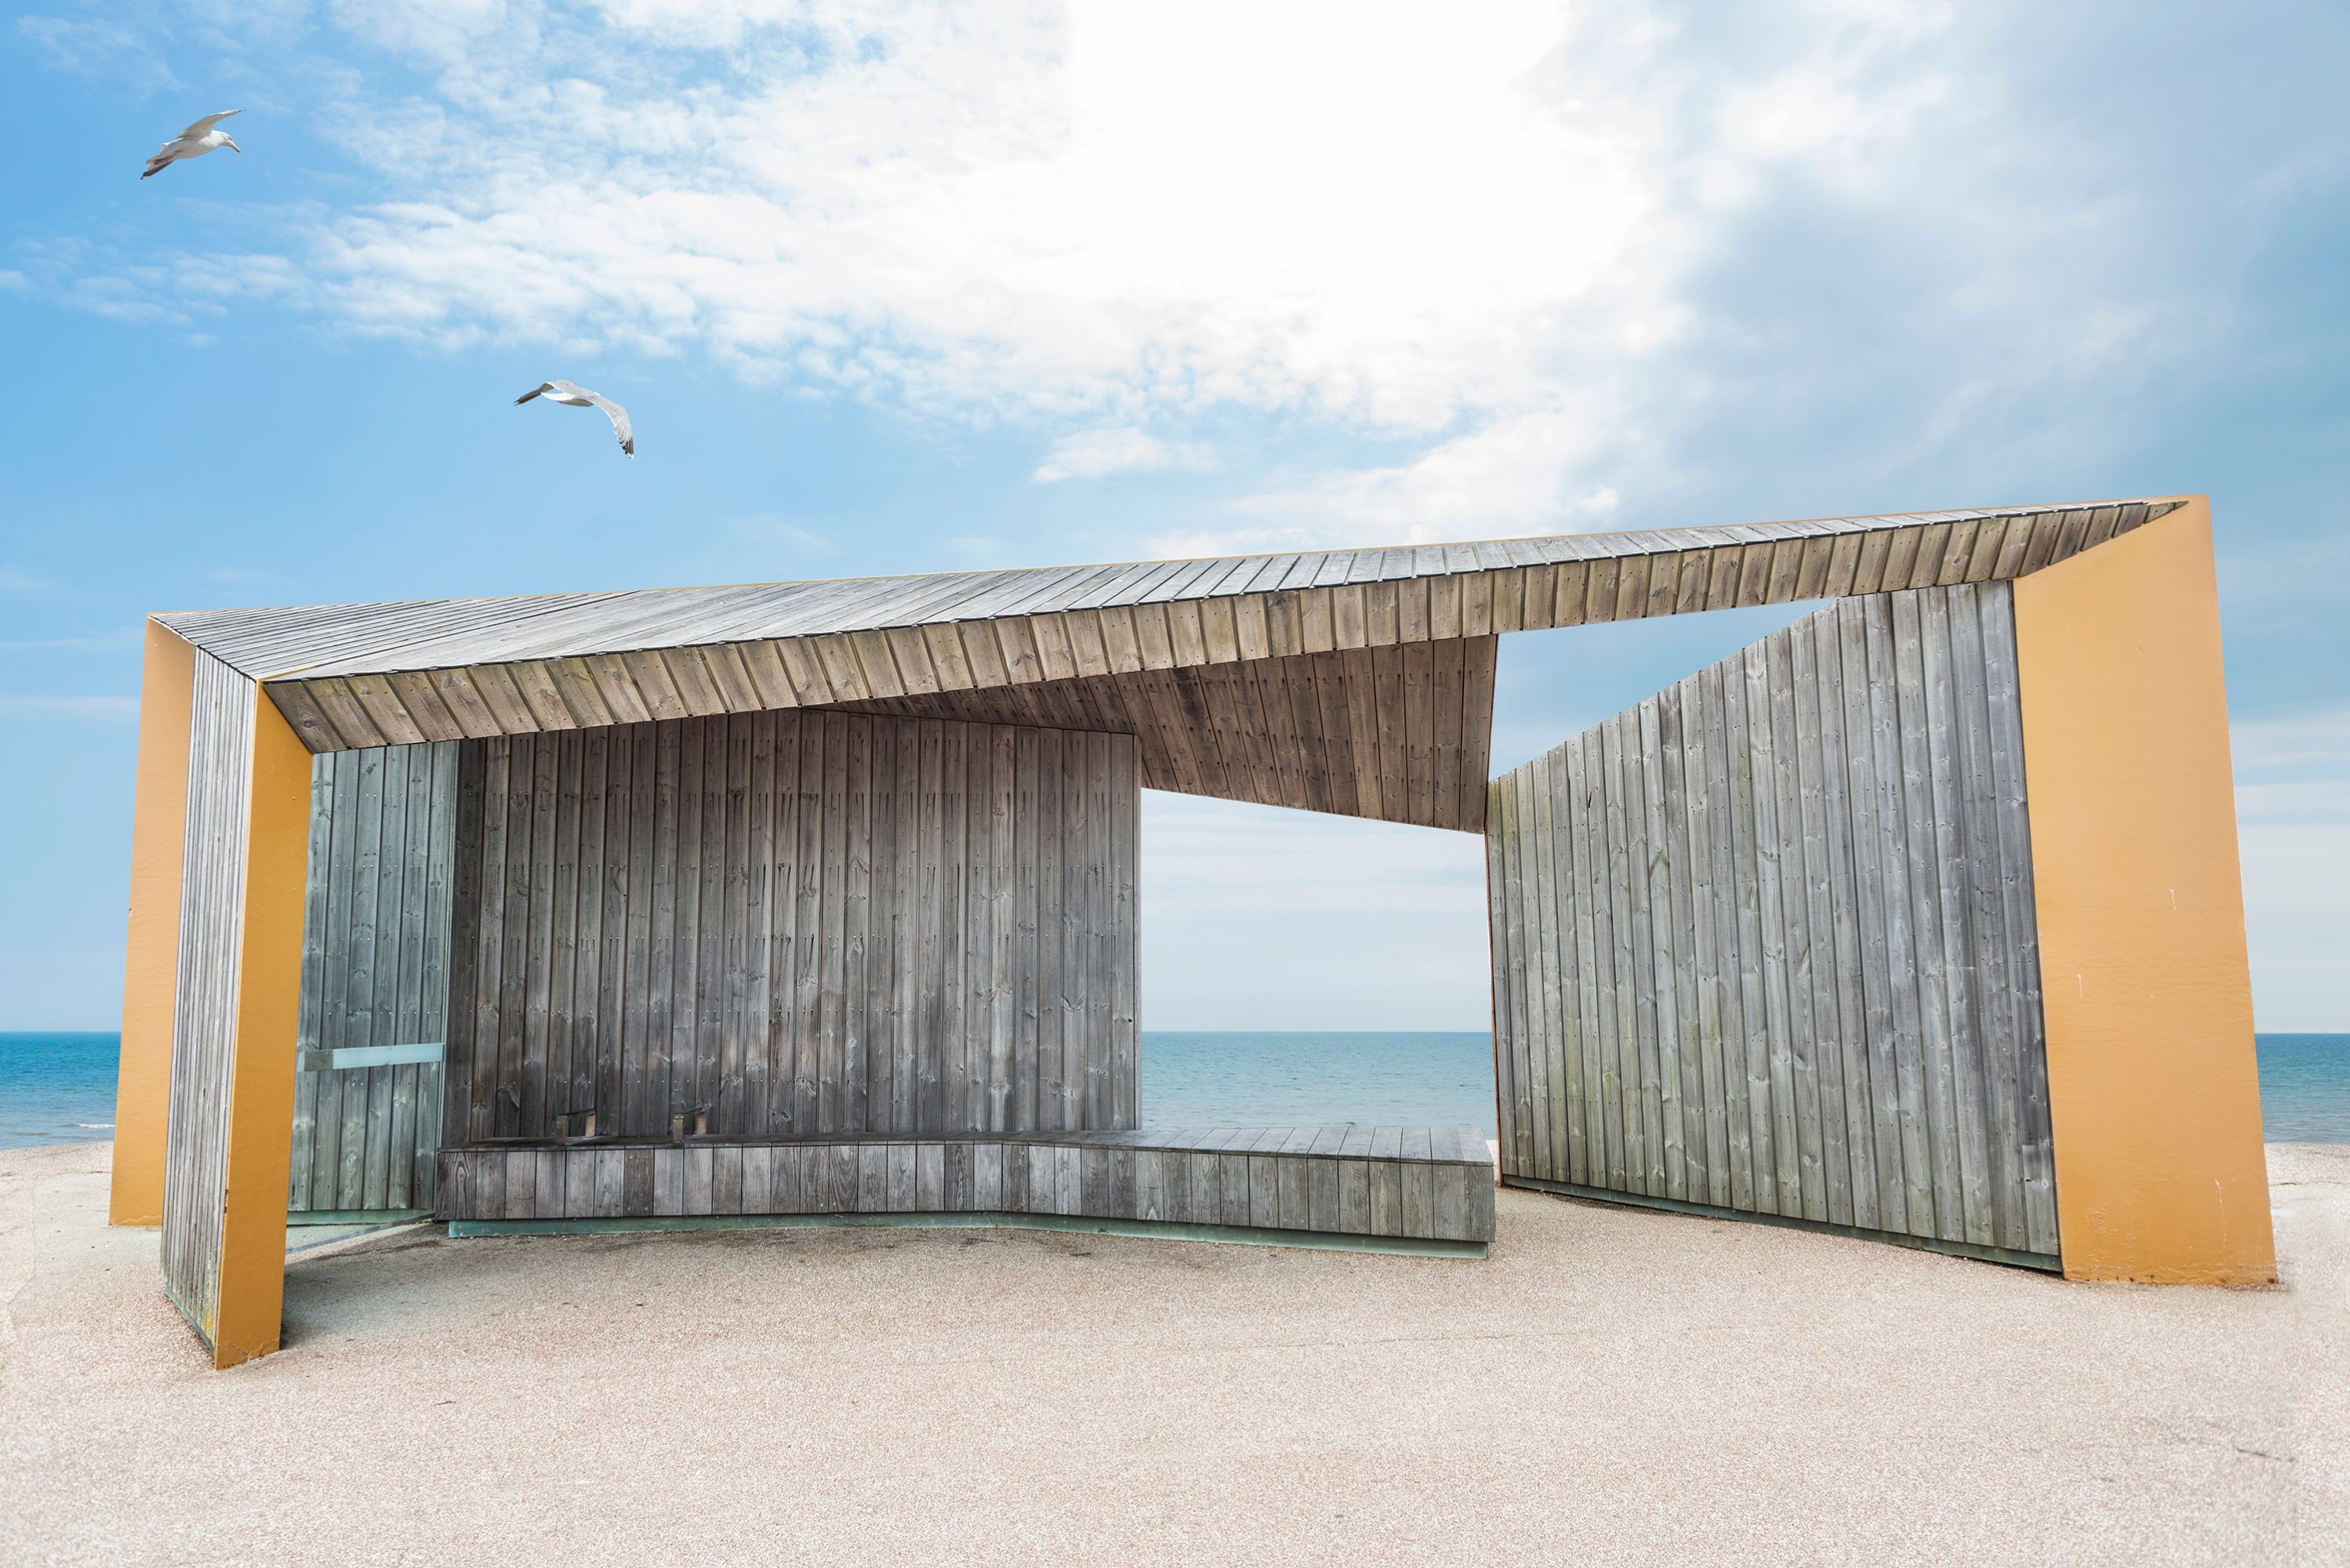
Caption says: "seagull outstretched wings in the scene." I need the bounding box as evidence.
[515,380,634,456]
[143,111,242,180]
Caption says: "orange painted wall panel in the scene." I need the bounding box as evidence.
[2013,497,2275,1284]
[207,694,313,1368]
[110,622,196,1227]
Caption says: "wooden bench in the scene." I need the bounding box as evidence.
[438,1125,1495,1253]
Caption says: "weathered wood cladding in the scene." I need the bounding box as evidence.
[443,710,1141,1145]
[158,651,256,1338]
[229,501,2182,754]
[829,639,1495,832]
[437,1127,1497,1245]
[289,742,458,1214]
[1486,583,2060,1261]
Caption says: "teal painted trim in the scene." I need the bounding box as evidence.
[297,1041,445,1073]
[1504,1175,2061,1273]
[288,1207,433,1226]
[448,1210,1487,1258]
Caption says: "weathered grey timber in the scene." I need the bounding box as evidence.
[1485,583,2059,1265]
[288,741,458,1217]
[443,711,1141,1144]
[138,494,2207,1368]
[828,639,1495,832]
[152,499,2181,762]
[158,651,257,1338]
[436,1125,1497,1246]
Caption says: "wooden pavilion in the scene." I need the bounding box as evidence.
[110,493,2272,1367]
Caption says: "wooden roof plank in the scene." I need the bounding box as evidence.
[159,501,2180,746]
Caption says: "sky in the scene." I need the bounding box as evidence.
[3,0,2347,1033]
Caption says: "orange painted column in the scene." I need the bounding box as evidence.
[209,690,314,1368]
[111,622,197,1227]
[2013,496,2275,1284]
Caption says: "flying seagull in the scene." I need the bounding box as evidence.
[514,380,634,457]
[142,111,242,180]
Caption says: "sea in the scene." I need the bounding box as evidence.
[3,1029,2345,1152]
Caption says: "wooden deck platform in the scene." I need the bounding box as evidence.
[436,1126,1496,1250]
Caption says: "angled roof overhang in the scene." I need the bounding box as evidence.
[154,496,2186,831]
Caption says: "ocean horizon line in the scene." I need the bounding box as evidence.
[3,1030,2344,1152]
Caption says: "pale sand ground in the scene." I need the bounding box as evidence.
[3,1142,2345,1566]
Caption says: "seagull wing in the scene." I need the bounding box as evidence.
[582,390,634,456]
[514,383,554,405]
[180,110,242,138]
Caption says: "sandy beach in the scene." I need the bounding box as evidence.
[3,1141,2343,1566]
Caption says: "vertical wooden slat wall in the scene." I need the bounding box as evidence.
[287,741,459,1214]
[158,652,257,1334]
[1487,583,2061,1263]
[444,711,1142,1142]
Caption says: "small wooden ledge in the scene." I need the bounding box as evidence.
[437,1127,1497,1248]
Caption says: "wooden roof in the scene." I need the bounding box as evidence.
[156,498,2184,775]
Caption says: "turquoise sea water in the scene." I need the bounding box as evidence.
[1,1033,123,1151]
[1142,1031,1498,1131]
[2,1030,2345,1150]
[2257,1035,2350,1143]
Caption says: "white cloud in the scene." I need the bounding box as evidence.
[30,5,1814,420]
[16,13,181,91]
[37,0,2208,548]
[244,0,1684,433]
[1032,426,1210,484]
[1161,402,1624,555]
[27,0,2280,565]
[2241,823,2350,1030]
[324,0,514,63]
[2233,705,2350,787]
[2232,707,2350,1028]
[53,0,2174,554]
[1139,791,1490,1030]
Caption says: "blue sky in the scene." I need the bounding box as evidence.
[4,0,2346,1032]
